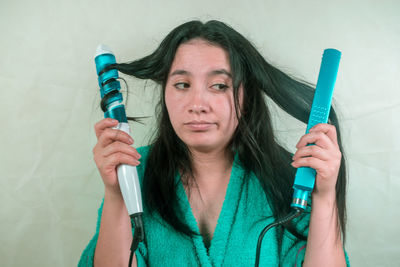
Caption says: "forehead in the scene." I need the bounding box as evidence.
[169,39,231,74]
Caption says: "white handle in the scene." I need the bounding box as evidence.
[114,123,143,215]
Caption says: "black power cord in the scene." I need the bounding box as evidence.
[255,208,303,267]
[128,214,144,267]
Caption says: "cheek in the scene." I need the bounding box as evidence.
[165,91,181,127]
[215,96,238,127]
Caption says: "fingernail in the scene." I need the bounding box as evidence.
[129,138,134,144]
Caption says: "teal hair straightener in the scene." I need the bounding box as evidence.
[255,48,342,267]
[291,48,341,210]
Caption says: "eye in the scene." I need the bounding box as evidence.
[212,84,229,91]
[174,82,190,90]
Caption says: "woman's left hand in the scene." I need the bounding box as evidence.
[291,123,342,200]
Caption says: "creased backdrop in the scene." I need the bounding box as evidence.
[0,0,399,266]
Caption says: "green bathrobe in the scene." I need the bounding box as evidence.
[79,146,349,266]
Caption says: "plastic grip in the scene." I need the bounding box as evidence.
[114,123,143,215]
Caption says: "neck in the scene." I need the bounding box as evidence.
[189,147,234,185]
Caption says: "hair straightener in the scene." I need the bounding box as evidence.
[255,48,342,266]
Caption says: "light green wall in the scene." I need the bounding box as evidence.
[1,0,399,266]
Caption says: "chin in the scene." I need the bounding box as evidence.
[184,140,219,153]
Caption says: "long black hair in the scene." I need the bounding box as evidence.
[106,20,347,262]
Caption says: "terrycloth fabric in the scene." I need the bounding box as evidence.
[79,146,350,266]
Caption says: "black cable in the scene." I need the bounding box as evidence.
[255,208,303,267]
[128,214,144,267]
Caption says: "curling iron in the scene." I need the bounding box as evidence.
[94,44,144,267]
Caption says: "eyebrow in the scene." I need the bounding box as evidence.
[169,69,232,78]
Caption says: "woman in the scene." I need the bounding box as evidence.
[80,20,349,266]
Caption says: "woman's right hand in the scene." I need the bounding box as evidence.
[92,118,141,195]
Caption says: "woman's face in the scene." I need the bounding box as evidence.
[165,39,242,153]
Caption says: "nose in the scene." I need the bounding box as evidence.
[188,88,209,114]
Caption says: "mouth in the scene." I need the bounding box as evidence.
[184,121,216,131]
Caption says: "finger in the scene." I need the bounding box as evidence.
[292,145,331,161]
[309,123,339,146]
[94,118,119,139]
[98,128,134,148]
[108,152,141,167]
[291,156,326,172]
[296,131,334,150]
[101,141,141,159]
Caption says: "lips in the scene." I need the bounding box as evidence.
[184,120,215,131]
